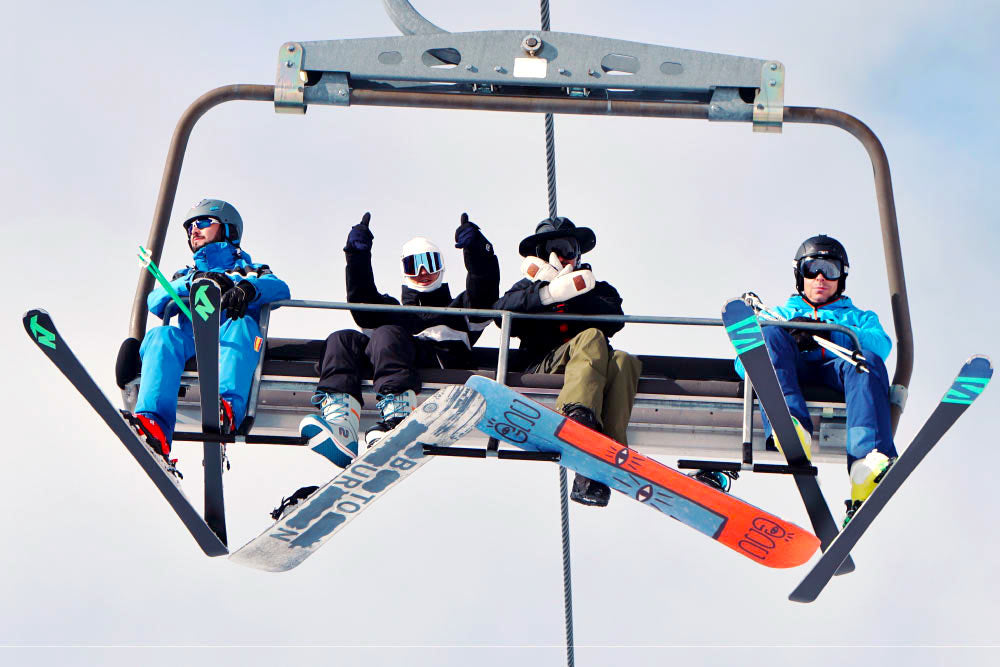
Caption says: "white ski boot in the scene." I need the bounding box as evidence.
[364,390,417,449]
[299,391,361,468]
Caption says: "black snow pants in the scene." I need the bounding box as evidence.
[316,325,441,406]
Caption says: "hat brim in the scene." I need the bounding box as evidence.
[518,227,596,257]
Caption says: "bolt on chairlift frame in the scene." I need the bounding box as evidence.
[126,4,913,445]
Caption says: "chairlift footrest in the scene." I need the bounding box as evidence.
[422,445,560,462]
[172,431,308,446]
[676,458,817,476]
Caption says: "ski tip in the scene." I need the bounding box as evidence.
[22,307,50,320]
[964,355,994,377]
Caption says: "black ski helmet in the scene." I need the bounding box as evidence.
[793,234,849,297]
[182,198,244,251]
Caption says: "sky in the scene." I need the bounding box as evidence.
[3,0,999,665]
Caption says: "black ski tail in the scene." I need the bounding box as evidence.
[190,279,227,546]
[790,355,993,603]
[722,298,855,574]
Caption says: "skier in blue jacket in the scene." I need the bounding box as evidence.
[735,234,897,524]
[130,199,290,469]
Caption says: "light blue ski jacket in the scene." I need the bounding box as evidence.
[734,294,892,379]
[147,241,290,331]
[772,294,892,361]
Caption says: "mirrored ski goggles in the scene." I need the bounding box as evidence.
[800,257,843,280]
[540,237,581,261]
[401,251,442,276]
[185,217,220,234]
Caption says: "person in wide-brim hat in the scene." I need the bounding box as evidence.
[495,214,641,509]
[518,216,596,258]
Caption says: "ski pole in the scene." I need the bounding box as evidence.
[740,292,869,373]
[138,246,193,321]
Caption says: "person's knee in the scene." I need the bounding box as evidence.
[140,325,185,356]
[611,350,642,376]
[370,324,408,345]
[762,324,792,346]
[572,328,609,354]
[327,328,365,348]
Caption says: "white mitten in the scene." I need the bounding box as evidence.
[521,256,559,282]
[539,269,596,305]
[548,252,575,278]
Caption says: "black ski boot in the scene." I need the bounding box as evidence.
[562,404,612,507]
[270,485,319,521]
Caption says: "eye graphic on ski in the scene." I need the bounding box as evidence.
[615,448,630,466]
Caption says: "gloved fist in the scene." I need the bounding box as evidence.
[455,212,492,253]
[539,269,596,306]
[787,316,821,351]
[220,280,257,319]
[521,256,559,282]
[548,252,576,277]
[191,271,235,294]
[345,212,374,252]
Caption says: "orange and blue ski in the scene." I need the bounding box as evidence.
[790,355,992,602]
[465,375,819,568]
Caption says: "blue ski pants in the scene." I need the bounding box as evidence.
[760,326,897,470]
[136,319,262,442]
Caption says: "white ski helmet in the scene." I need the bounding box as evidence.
[401,236,445,292]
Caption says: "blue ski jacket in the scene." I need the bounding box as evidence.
[735,293,892,378]
[147,241,290,333]
[773,294,892,361]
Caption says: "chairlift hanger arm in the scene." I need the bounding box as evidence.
[274,32,783,129]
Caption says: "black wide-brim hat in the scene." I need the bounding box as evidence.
[518,216,597,257]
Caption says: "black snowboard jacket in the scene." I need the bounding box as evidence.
[345,242,500,365]
[492,269,625,369]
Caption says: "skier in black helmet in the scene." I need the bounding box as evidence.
[493,216,642,508]
[735,234,898,525]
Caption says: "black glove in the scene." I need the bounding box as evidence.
[787,316,827,351]
[345,212,374,252]
[220,280,257,319]
[191,271,235,294]
[455,212,492,253]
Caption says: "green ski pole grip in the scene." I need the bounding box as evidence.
[138,246,193,321]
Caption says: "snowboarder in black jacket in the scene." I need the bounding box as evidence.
[295,211,500,473]
[494,217,641,507]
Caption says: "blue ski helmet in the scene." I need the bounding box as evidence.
[182,199,244,250]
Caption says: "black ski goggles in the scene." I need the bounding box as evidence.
[799,257,843,280]
[539,237,581,261]
[185,217,220,234]
[401,251,442,276]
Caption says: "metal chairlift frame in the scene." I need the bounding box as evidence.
[122,1,913,463]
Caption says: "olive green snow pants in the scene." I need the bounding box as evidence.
[530,328,642,444]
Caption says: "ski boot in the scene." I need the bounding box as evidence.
[688,469,739,493]
[299,391,361,468]
[844,451,895,526]
[126,411,182,478]
[270,485,320,521]
[769,416,813,461]
[364,390,416,450]
[219,398,236,434]
[562,404,612,508]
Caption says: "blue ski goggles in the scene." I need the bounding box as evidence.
[402,251,443,276]
[539,237,581,261]
[799,257,843,280]
[185,217,220,234]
